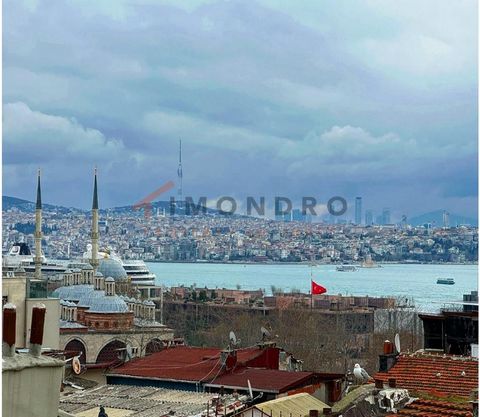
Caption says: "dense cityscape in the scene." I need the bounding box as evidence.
[3,201,478,264]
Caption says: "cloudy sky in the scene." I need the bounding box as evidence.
[3,0,478,220]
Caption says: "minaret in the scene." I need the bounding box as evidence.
[34,169,42,280]
[177,139,183,204]
[90,168,99,273]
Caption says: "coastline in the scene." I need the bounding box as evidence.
[145,260,478,266]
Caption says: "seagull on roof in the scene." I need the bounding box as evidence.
[353,363,370,384]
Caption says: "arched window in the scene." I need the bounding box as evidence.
[96,340,126,364]
[145,338,164,355]
[64,339,87,364]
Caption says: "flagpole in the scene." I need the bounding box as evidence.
[310,268,313,311]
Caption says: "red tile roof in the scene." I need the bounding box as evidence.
[205,368,317,393]
[374,352,478,398]
[386,398,473,417]
[108,345,279,383]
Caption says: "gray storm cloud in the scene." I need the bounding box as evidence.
[3,0,477,218]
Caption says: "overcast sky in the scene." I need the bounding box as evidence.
[3,0,478,220]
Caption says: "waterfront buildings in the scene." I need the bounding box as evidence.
[3,206,477,264]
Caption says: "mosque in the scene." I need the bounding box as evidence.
[5,170,177,369]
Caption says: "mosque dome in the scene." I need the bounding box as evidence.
[52,284,93,302]
[97,258,127,281]
[88,295,129,313]
[105,276,115,282]
[77,289,106,308]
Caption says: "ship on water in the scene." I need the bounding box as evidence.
[2,242,68,276]
[437,277,455,285]
[82,244,156,286]
[336,265,356,272]
[3,241,157,287]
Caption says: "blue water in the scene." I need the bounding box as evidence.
[149,262,478,311]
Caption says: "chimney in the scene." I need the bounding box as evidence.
[379,341,398,372]
[375,379,384,389]
[29,303,46,357]
[383,340,394,354]
[309,410,319,417]
[3,303,16,357]
[388,378,396,388]
[323,408,332,415]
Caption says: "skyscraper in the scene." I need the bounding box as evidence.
[355,197,362,225]
[365,210,373,226]
[292,208,305,222]
[443,211,450,228]
[382,208,391,225]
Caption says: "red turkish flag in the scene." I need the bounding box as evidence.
[311,280,327,295]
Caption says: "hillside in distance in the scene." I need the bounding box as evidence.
[409,210,477,227]
[3,195,477,226]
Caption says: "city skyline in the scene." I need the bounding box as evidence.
[3,0,477,219]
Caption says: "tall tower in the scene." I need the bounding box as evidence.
[34,169,42,280]
[355,197,362,225]
[90,168,99,272]
[177,139,183,204]
[443,210,450,228]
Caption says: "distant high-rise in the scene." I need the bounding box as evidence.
[292,208,305,222]
[382,208,391,225]
[365,210,373,226]
[355,197,362,225]
[177,139,183,203]
[443,211,450,228]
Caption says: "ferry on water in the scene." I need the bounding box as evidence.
[82,244,156,286]
[3,242,157,287]
[2,242,67,276]
[437,277,455,285]
[336,265,356,272]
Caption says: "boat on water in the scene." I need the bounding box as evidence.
[2,242,68,276]
[82,244,156,286]
[437,277,455,285]
[4,242,157,287]
[336,265,356,272]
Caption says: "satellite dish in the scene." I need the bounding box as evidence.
[394,333,401,353]
[72,356,81,375]
[229,331,237,346]
[247,379,253,399]
[261,326,271,341]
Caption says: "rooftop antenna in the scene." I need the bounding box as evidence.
[247,379,253,399]
[261,326,271,342]
[229,330,238,349]
[126,344,133,361]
